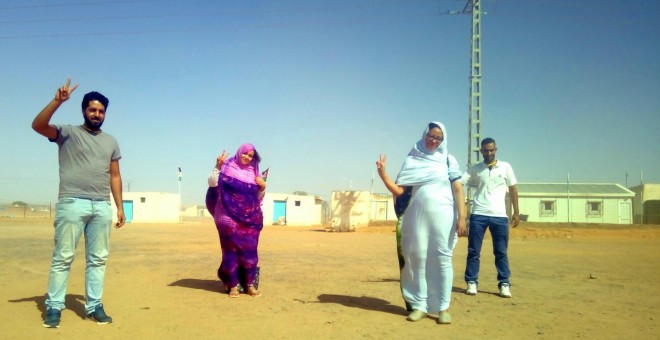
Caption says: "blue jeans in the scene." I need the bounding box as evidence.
[464,214,511,286]
[46,198,112,314]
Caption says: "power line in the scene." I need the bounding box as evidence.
[0,0,446,24]
[0,13,436,40]
[0,1,445,40]
[0,12,208,24]
[0,0,167,10]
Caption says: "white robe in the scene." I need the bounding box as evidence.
[400,180,457,313]
[395,121,461,313]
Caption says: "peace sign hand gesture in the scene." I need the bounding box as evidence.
[215,150,229,170]
[54,77,79,103]
[376,154,387,175]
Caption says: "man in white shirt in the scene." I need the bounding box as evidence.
[462,138,519,298]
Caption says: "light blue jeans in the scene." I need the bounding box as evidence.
[46,198,112,314]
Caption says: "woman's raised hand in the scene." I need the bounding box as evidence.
[255,176,266,191]
[216,150,228,169]
[376,154,387,173]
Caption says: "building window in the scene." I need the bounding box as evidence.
[540,200,555,216]
[140,197,146,203]
[295,201,301,207]
[586,201,603,216]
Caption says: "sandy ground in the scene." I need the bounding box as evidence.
[1,218,658,339]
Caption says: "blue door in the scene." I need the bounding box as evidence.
[273,200,286,224]
[123,200,134,223]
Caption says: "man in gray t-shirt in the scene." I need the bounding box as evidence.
[32,78,125,329]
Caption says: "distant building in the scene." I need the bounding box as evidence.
[182,205,212,219]
[261,192,329,226]
[628,184,660,224]
[181,192,329,226]
[330,191,397,231]
[516,183,634,224]
[113,192,181,223]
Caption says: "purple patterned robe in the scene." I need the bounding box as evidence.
[206,173,263,289]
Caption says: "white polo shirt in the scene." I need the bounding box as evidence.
[462,160,517,217]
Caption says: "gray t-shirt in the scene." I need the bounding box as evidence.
[51,125,121,200]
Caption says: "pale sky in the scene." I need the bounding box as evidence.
[1,0,658,205]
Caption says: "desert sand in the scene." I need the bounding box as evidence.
[1,217,658,339]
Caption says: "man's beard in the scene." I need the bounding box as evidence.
[84,116,104,130]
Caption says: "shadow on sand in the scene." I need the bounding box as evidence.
[315,283,476,317]
[316,294,406,316]
[168,278,221,293]
[9,294,86,318]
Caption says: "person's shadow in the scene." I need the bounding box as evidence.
[452,285,501,297]
[316,294,407,316]
[168,278,221,293]
[9,294,86,319]
[316,284,471,316]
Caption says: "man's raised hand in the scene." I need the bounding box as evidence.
[54,77,79,103]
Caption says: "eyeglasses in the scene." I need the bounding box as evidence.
[425,133,444,143]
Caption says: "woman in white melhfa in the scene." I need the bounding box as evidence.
[376,121,467,325]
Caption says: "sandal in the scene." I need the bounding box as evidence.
[247,285,262,297]
[228,287,240,298]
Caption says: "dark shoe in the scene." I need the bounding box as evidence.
[43,308,61,328]
[87,304,113,324]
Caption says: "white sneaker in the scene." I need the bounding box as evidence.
[499,283,512,298]
[466,281,478,295]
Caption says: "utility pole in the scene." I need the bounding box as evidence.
[447,0,483,213]
[464,0,483,167]
[440,1,485,213]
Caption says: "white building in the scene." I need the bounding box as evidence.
[261,193,328,226]
[182,205,212,219]
[628,183,660,224]
[181,192,328,227]
[516,183,634,224]
[113,192,181,223]
[330,191,397,231]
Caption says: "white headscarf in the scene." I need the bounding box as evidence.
[395,121,449,186]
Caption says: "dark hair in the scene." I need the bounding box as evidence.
[253,150,262,164]
[481,137,496,146]
[428,122,440,130]
[81,91,109,111]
